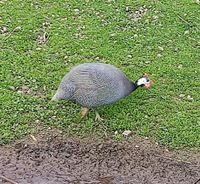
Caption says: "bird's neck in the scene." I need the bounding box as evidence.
[123,80,139,97]
[131,81,139,92]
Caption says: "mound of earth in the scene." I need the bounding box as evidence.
[0,129,200,184]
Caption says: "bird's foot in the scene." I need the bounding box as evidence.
[80,107,89,120]
[95,110,104,121]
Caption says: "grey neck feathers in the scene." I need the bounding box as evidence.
[123,80,139,97]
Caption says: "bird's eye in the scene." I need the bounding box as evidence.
[146,79,149,82]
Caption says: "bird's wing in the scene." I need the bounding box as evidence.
[68,65,119,106]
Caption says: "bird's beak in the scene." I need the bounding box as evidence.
[144,80,153,89]
[143,73,153,89]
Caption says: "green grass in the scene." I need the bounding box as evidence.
[0,0,199,148]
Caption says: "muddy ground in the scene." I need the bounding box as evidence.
[0,129,200,184]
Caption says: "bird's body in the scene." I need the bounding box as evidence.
[52,63,136,107]
[52,63,152,121]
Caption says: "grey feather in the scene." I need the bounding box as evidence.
[52,63,136,107]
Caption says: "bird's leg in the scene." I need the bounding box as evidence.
[95,110,104,121]
[80,107,89,120]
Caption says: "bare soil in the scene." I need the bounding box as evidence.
[0,129,200,184]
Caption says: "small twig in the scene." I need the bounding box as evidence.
[177,15,193,27]
[194,178,200,184]
[0,175,18,184]
[30,134,37,141]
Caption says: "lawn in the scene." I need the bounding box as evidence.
[0,0,199,149]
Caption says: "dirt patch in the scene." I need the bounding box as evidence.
[126,6,148,21]
[0,130,200,184]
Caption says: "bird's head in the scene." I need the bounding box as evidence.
[137,73,153,89]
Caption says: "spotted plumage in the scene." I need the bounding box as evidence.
[52,63,153,121]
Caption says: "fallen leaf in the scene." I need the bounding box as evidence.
[158,46,164,51]
[1,26,7,34]
[187,95,193,101]
[122,130,132,137]
[144,60,151,64]
[74,8,80,15]
[179,94,185,98]
[157,53,162,58]
[184,30,189,34]
[125,6,130,12]
[8,86,15,90]
[30,135,37,141]
[178,64,183,69]
[21,85,29,92]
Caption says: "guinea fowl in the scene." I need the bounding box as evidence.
[52,63,153,121]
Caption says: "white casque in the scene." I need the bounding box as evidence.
[137,77,150,86]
